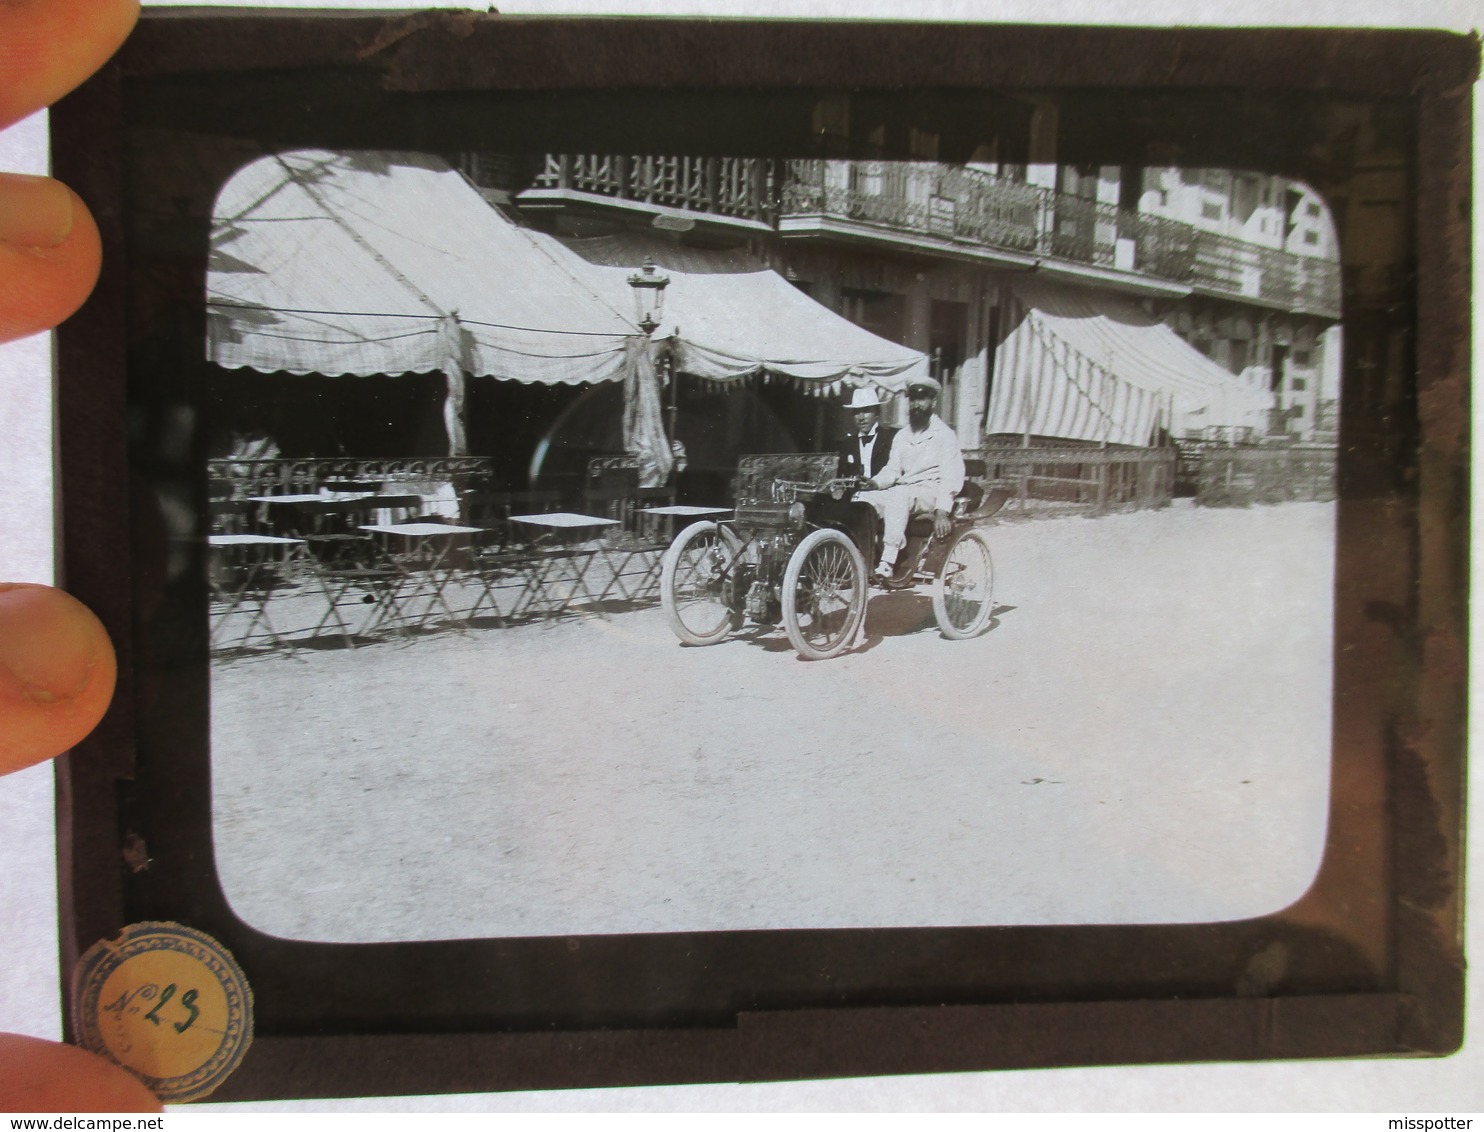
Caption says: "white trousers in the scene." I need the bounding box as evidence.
[856,483,938,563]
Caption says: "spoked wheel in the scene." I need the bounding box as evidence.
[660,521,742,646]
[781,528,867,661]
[932,526,995,640]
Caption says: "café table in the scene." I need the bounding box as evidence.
[506,512,621,619]
[246,492,374,537]
[246,491,374,506]
[206,533,309,653]
[580,505,728,604]
[355,521,486,636]
[637,503,731,538]
[637,505,732,517]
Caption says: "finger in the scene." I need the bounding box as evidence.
[0,0,140,131]
[0,174,102,344]
[0,584,116,775]
[0,1032,161,1112]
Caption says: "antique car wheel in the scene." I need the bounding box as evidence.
[781,527,867,661]
[932,526,995,640]
[660,520,741,646]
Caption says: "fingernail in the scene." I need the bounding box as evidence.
[0,584,101,707]
[0,173,75,249]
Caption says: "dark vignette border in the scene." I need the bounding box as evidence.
[52,15,1472,1100]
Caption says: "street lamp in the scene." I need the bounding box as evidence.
[626,257,670,335]
[626,258,678,476]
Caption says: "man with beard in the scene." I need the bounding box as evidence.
[856,376,965,582]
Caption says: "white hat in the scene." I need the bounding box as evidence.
[845,387,884,409]
[906,375,943,396]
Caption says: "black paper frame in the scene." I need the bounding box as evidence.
[52,13,1472,1101]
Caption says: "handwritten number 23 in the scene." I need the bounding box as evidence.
[142,984,200,1034]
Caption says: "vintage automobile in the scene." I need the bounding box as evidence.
[659,452,1005,661]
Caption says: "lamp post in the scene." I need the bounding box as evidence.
[627,257,670,337]
[626,258,676,464]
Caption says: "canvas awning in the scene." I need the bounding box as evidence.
[207,150,638,385]
[984,279,1273,446]
[559,236,931,394]
[208,149,928,473]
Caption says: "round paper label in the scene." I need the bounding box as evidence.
[71,922,253,1103]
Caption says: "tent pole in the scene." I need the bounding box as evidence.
[439,314,470,458]
[665,344,678,458]
[442,363,468,457]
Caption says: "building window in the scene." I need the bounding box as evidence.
[1201,201,1222,221]
[1305,201,1322,218]
[1292,349,1312,366]
[1290,377,1307,392]
[1230,340,1249,374]
[909,127,940,161]
[1303,230,1320,245]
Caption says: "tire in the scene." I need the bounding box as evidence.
[660,521,741,646]
[932,526,995,640]
[781,527,867,661]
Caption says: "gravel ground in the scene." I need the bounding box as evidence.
[211,499,1335,943]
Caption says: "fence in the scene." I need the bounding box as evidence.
[1188,446,1337,507]
[209,457,495,501]
[971,446,1175,517]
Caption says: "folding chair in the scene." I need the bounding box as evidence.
[461,490,561,625]
[297,497,423,644]
[587,483,676,610]
[207,535,308,655]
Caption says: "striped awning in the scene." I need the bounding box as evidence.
[984,279,1273,446]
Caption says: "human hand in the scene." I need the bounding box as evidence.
[0,0,157,1113]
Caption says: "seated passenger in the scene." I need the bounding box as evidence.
[837,386,898,480]
[856,376,965,581]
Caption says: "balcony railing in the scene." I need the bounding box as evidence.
[1189,229,1341,318]
[526,154,1341,319]
[531,154,777,225]
[781,160,1199,282]
[780,160,1045,254]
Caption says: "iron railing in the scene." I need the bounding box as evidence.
[531,154,778,225]
[208,456,495,499]
[529,153,1341,319]
[782,160,1337,315]
[1189,229,1341,318]
[782,159,1198,283]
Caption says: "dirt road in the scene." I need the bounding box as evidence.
[212,500,1335,942]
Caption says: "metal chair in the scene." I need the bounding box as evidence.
[299,494,425,645]
[461,490,562,624]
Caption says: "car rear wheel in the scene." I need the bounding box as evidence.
[932,526,994,640]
